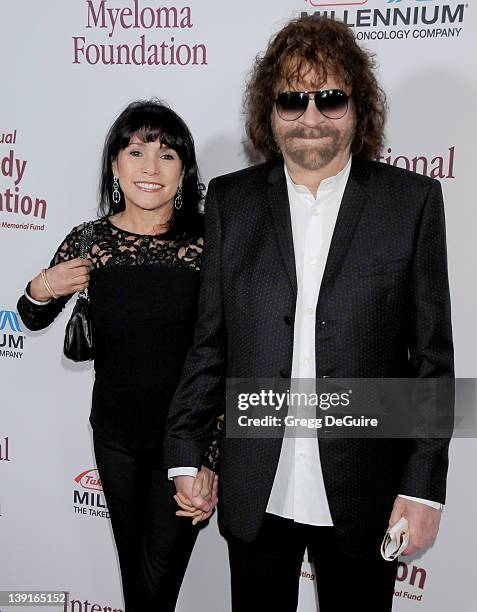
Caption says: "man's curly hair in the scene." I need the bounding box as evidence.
[244,15,387,161]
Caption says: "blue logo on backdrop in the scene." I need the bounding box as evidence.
[0,309,25,359]
[0,310,22,332]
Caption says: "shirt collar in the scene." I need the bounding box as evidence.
[284,156,352,198]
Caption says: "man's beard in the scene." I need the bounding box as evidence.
[274,124,354,171]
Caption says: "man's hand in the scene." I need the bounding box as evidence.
[388,497,442,556]
[192,466,217,502]
[173,470,218,525]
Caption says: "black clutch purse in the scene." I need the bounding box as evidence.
[63,221,94,361]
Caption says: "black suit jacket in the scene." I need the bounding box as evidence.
[164,156,454,555]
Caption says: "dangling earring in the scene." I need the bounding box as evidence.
[112,176,121,204]
[174,184,183,210]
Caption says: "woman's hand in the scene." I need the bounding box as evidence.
[30,258,93,301]
[174,467,218,525]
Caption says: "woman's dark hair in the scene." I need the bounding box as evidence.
[244,15,387,161]
[99,99,203,235]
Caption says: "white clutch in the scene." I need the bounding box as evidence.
[380,517,409,561]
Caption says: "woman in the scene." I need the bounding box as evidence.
[17,99,218,612]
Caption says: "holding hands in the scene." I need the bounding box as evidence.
[174,468,219,525]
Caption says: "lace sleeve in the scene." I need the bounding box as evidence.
[201,414,224,472]
[17,225,84,331]
[50,224,83,265]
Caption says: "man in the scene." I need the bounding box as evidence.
[165,15,453,612]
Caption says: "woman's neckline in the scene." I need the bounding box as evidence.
[105,215,174,239]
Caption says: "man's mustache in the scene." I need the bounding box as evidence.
[284,127,338,140]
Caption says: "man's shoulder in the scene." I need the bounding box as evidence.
[358,157,439,193]
[208,160,278,193]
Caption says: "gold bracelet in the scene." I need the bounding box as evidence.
[40,268,59,299]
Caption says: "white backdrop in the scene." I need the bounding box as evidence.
[1,1,476,611]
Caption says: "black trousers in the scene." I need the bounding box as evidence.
[228,513,398,612]
[93,433,200,612]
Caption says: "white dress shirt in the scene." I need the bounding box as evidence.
[266,159,351,525]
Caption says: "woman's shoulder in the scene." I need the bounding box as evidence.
[177,233,203,254]
[69,217,107,235]
[60,217,105,242]
[166,232,203,270]
[182,234,203,248]
[54,217,107,263]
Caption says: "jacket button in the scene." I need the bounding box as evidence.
[280,369,290,378]
[284,315,292,326]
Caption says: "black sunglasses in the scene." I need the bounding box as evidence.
[275,89,350,121]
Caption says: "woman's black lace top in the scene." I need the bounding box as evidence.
[17,217,219,462]
[18,217,202,327]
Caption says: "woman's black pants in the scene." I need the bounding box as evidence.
[93,433,200,612]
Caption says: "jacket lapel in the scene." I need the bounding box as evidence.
[265,157,371,300]
[267,163,298,295]
[318,157,371,305]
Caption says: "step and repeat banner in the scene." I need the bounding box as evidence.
[1,1,476,611]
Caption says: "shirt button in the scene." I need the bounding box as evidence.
[298,453,307,461]
[302,357,311,366]
[312,207,320,216]
[309,257,318,267]
[307,307,314,316]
